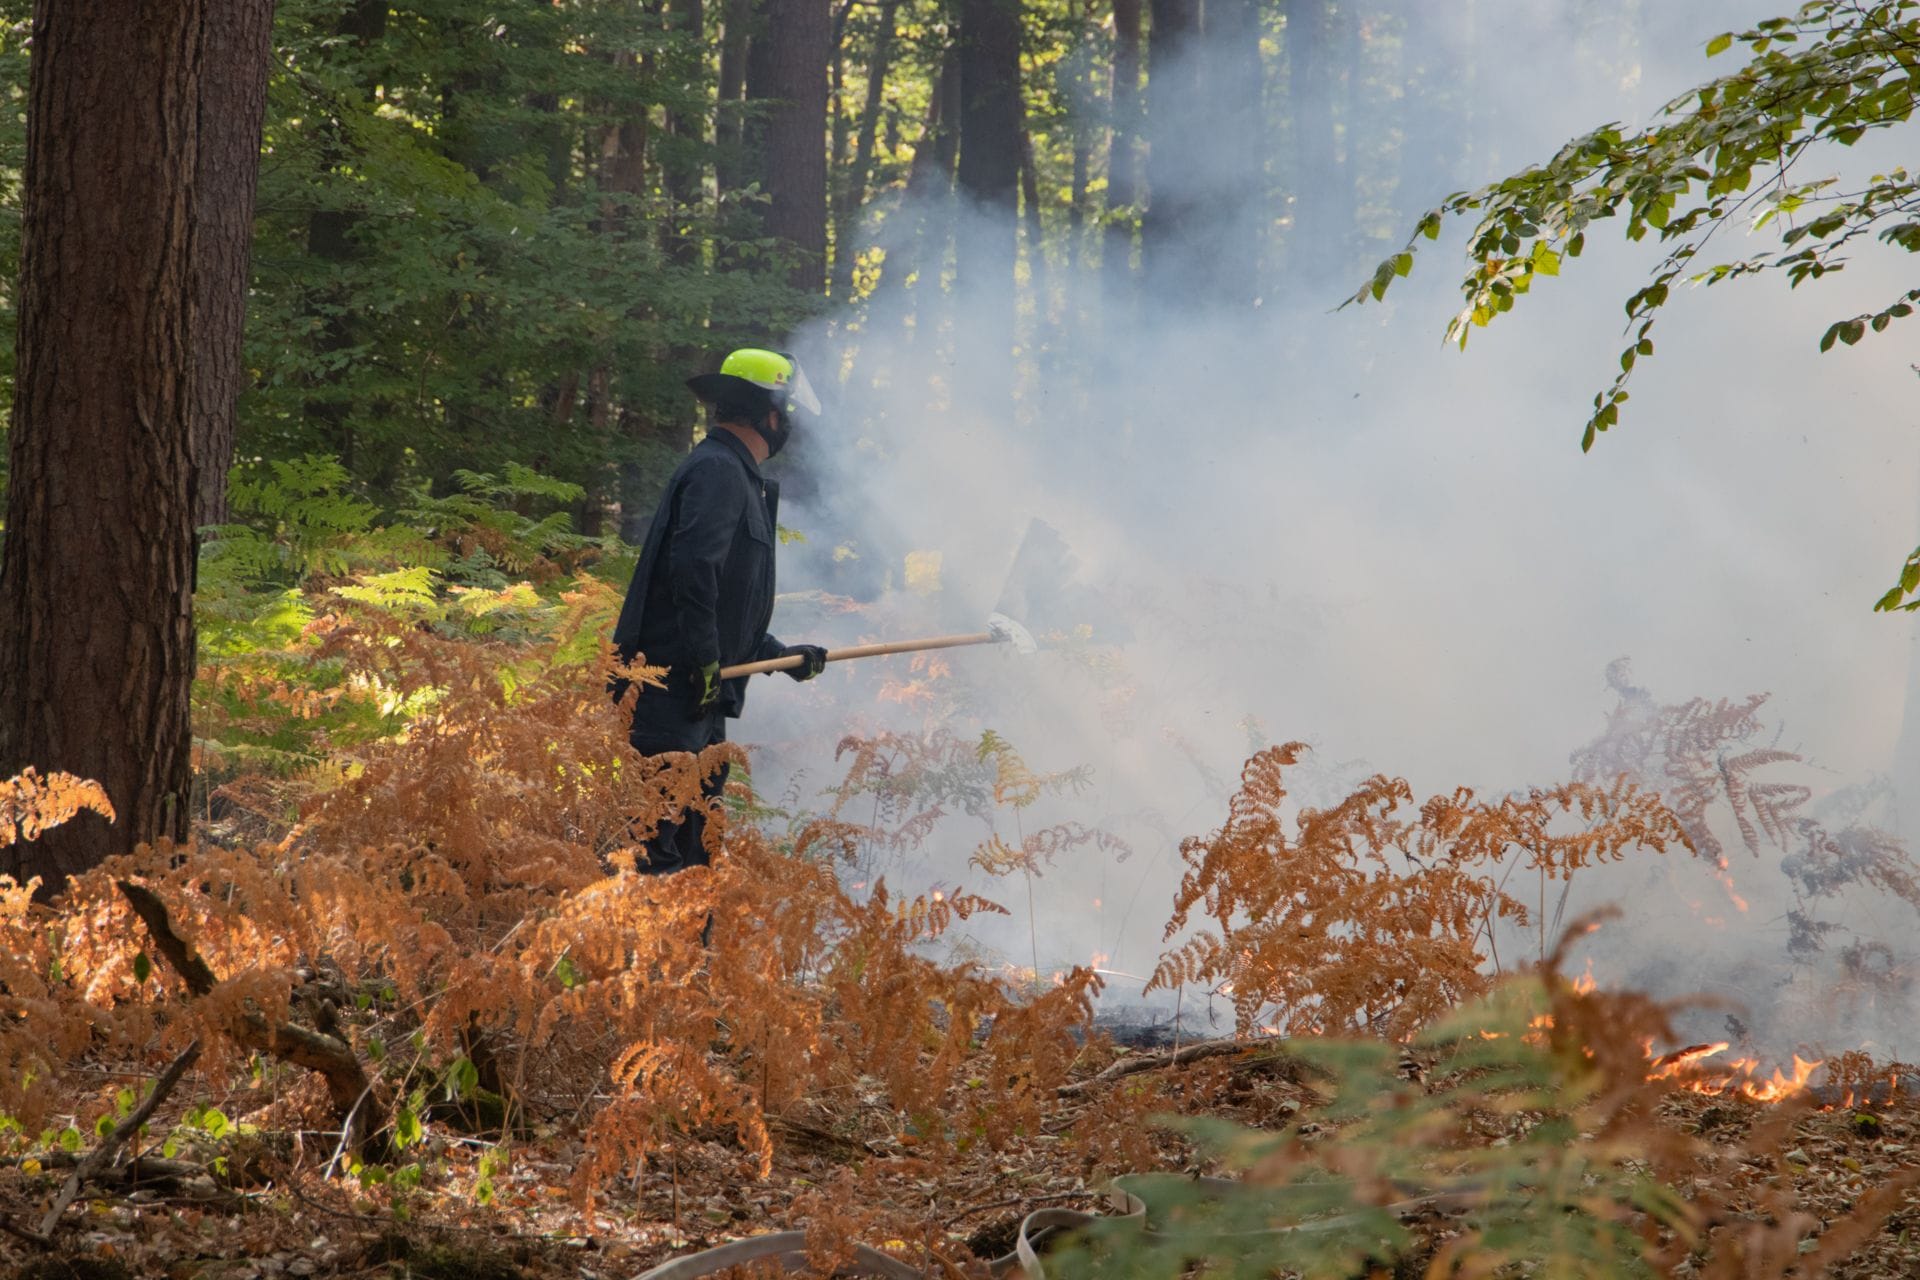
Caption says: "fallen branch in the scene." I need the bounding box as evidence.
[117,880,385,1157]
[1057,1037,1285,1098]
[38,1038,200,1238]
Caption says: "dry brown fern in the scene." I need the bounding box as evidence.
[1148,744,1685,1039]
[3,598,1120,1210]
[0,767,114,850]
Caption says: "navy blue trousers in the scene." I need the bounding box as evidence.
[628,698,730,876]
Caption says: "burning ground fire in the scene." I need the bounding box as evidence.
[1476,965,1901,1109]
[1644,1041,1824,1105]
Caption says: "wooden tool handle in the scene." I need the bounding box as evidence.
[720,632,996,680]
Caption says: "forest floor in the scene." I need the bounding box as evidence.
[3,1033,1919,1280]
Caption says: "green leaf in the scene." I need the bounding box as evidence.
[447,1055,480,1101]
[395,1103,422,1150]
[57,1126,82,1152]
[201,1107,231,1141]
[132,952,151,985]
[1706,31,1734,56]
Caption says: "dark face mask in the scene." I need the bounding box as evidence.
[760,408,793,459]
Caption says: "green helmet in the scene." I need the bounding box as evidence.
[686,348,821,419]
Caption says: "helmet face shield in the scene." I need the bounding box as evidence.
[781,358,821,417]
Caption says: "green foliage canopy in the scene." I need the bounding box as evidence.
[1355,0,1920,609]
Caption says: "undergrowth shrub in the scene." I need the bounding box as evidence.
[9,462,1905,1267]
[6,589,1107,1207]
[1059,919,1920,1280]
[1148,743,1688,1039]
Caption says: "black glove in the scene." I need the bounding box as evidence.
[778,643,829,682]
[687,660,721,721]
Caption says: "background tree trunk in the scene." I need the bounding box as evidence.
[830,0,900,302]
[751,0,831,293]
[0,0,215,891]
[1140,0,1202,302]
[1201,0,1265,304]
[715,0,753,194]
[954,0,1022,316]
[191,0,278,529]
[1104,0,1142,298]
[304,0,387,474]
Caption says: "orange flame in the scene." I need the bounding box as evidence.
[1645,1040,1824,1102]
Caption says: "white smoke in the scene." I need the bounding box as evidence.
[732,1,1920,1055]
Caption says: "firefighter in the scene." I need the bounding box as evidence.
[609,348,828,874]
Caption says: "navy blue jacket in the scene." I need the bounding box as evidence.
[611,431,783,718]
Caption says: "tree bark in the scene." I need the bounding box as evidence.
[1140,0,1203,302]
[1104,0,1142,296]
[191,0,278,529]
[954,0,1022,314]
[0,0,209,890]
[750,0,831,294]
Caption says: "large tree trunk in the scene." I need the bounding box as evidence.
[954,0,1021,318]
[750,0,831,294]
[191,0,278,529]
[1140,0,1203,303]
[0,0,219,890]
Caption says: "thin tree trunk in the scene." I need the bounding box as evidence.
[192,0,278,529]
[1104,0,1142,292]
[304,0,387,473]
[862,46,957,330]
[716,0,753,193]
[829,0,853,178]
[0,0,210,890]
[1068,1,1091,246]
[1019,125,1049,323]
[830,0,900,301]
[664,0,706,258]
